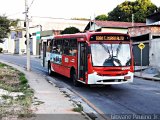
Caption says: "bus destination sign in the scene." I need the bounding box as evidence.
[90,35,129,41]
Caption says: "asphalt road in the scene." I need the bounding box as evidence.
[1,54,160,119]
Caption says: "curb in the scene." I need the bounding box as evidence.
[45,76,110,120]
[0,60,94,120]
[134,75,160,81]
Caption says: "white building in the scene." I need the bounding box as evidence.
[1,17,88,55]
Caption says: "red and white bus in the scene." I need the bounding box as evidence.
[41,32,134,86]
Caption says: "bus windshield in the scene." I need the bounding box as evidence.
[91,42,131,67]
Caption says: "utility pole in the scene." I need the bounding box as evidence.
[25,0,30,71]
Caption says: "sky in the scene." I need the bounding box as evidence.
[0,0,160,20]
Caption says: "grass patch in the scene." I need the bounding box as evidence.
[33,100,44,105]
[19,73,28,85]
[2,95,13,100]
[73,104,83,112]
[0,62,34,119]
[0,63,7,68]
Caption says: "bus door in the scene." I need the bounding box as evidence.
[42,42,47,67]
[78,42,87,81]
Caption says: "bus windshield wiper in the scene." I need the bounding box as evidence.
[116,42,122,57]
[99,42,111,58]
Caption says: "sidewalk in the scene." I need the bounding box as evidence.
[134,72,160,81]
[134,66,160,81]
[0,60,90,120]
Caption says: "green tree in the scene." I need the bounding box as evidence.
[95,14,108,21]
[71,18,89,20]
[0,15,19,43]
[61,27,80,34]
[107,0,158,22]
[0,16,10,43]
[10,19,19,27]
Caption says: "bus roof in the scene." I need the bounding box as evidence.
[54,32,130,40]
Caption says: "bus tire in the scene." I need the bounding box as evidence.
[48,62,52,76]
[72,72,79,87]
[105,85,112,88]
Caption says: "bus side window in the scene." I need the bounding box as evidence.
[64,39,70,55]
[69,38,77,56]
[52,40,58,53]
[47,39,52,52]
[57,45,62,54]
[52,39,63,54]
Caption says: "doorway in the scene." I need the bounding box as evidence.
[78,42,88,81]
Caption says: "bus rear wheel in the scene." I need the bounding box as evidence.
[48,63,52,76]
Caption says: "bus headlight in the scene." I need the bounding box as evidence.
[93,72,97,75]
[122,67,130,70]
[124,76,131,80]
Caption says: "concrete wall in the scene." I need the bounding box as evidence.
[8,35,15,54]
[101,28,128,34]
[30,17,88,32]
[129,26,151,37]
[129,26,160,37]
[89,23,128,33]
[7,31,26,54]
[150,38,160,70]
[19,34,26,54]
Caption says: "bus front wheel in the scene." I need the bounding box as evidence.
[72,72,79,87]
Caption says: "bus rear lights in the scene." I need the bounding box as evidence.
[124,76,131,80]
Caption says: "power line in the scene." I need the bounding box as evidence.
[31,16,90,21]
[28,0,35,10]
[7,12,22,17]
[31,16,72,20]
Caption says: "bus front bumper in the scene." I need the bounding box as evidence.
[87,71,133,85]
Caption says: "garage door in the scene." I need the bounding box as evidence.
[133,43,149,66]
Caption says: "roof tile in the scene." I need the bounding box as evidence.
[94,20,145,28]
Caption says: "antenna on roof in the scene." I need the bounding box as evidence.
[94,13,96,31]
[90,16,91,31]
[132,14,134,26]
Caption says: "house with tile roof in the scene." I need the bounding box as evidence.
[128,12,160,70]
[1,17,88,55]
[84,20,145,33]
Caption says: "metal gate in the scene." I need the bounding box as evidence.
[14,39,19,54]
[133,42,149,66]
